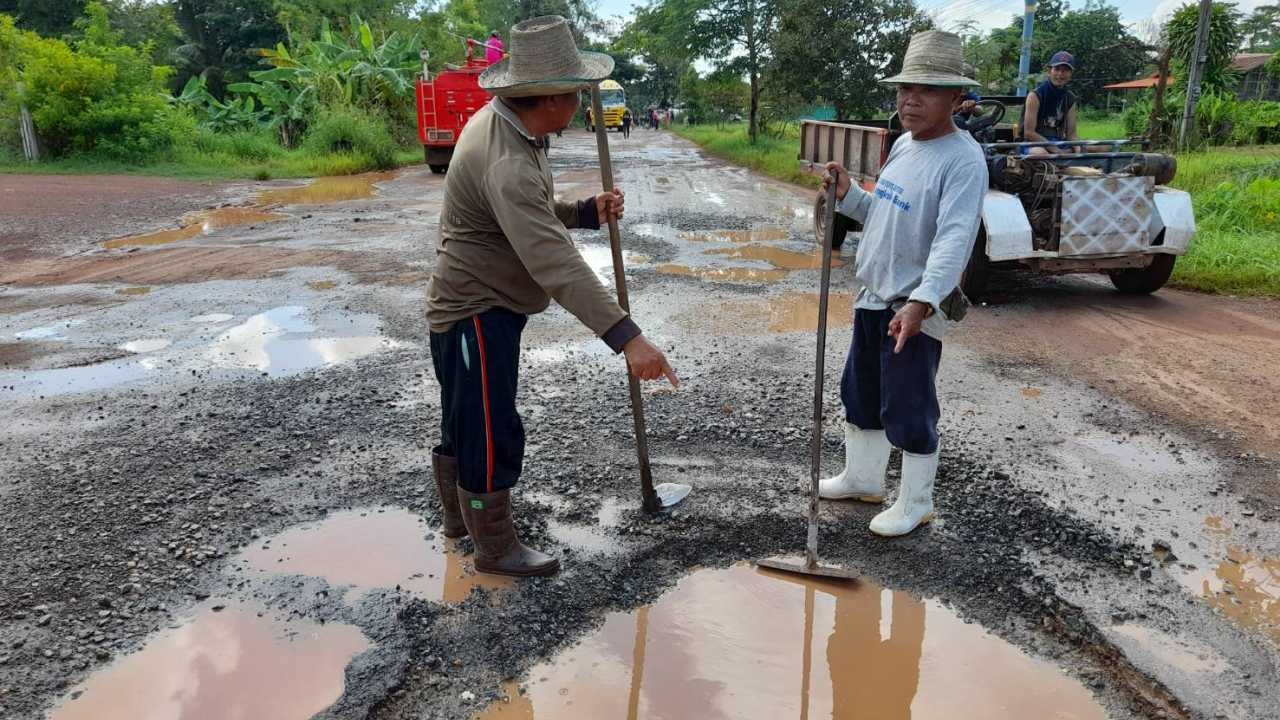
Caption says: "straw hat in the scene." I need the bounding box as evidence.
[881,30,979,87]
[479,16,613,97]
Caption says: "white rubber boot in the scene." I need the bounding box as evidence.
[818,423,889,503]
[869,449,938,537]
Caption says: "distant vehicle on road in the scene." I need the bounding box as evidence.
[585,79,627,132]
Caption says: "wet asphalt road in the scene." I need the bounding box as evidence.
[1,129,1277,720]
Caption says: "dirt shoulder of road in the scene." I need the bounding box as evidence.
[1,174,244,261]
[957,272,1280,503]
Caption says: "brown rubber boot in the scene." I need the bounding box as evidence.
[431,448,468,539]
[457,487,559,577]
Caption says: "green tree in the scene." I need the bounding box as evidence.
[616,0,700,111]
[1241,3,1280,51]
[0,0,87,37]
[770,0,929,119]
[1164,1,1244,92]
[173,0,286,98]
[418,0,487,68]
[695,0,778,144]
[1040,1,1150,106]
[273,0,414,39]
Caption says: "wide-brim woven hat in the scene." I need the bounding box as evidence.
[881,30,979,87]
[479,16,613,97]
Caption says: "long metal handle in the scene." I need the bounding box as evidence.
[807,182,837,568]
[590,85,661,513]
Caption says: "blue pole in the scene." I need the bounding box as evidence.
[1016,2,1037,97]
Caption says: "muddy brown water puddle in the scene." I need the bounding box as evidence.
[678,227,789,244]
[656,264,789,285]
[677,293,855,334]
[705,244,842,271]
[102,208,289,249]
[256,171,398,205]
[477,563,1105,720]
[101,171,397,249]
[239,507,511,603]
[50,601,369,720]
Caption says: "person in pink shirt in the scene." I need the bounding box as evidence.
[485,31,504,64]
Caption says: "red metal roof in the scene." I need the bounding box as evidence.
[1232,53,1273,73]
[1104,74,1174,90]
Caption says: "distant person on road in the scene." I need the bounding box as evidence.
[819,30,987,537]
[621,107,632,138]
[1023,51,1080,154]
[428,16,678,578]
[484,30,504,65]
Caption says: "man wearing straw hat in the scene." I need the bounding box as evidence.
[427,16,678,577]
[819,30,988,537]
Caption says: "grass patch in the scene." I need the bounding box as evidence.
[0,127,423,181]
[672,123,818,187]
[1076,116,1126,141]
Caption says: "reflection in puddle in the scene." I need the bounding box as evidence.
[50,602,368,720]
[14,319,81,340]
[207,306,400,376]
[119,338,172,354]
[240,507,510,603]
[475,564,1105,720]
[762,292,854,333]
[255,171,397,205]
[116,286,151,296]
[547,519,622,556]
[680,227,789,244]
[706,244,841,271]
[102,208,288,249]
[656,264,788,285]
[575,244,643,287]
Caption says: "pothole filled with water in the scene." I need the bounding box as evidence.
[255,171,397,206]
[239,507,511,603]
[1,306,403,398]
[49,601,368,720]
[475,563,1106,720]
[102,208,289,249]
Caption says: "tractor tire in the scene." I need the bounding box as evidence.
[1109,254,1176,294]
[960,227,989,300]
[429,164,448,175]
[813,191,856,250]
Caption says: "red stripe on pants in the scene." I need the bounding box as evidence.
[472,316,495,492]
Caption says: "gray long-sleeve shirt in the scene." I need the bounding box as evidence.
[837,128,987,340]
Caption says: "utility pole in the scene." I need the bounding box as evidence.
[1179,0,1213,149]
[1016,1,1038,96]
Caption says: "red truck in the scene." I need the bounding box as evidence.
[415,40,494,174]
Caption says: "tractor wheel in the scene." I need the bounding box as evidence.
[813,191,855,251]
[960,227,989,300]
[429,164,448,175]
[1109,254,1176,294]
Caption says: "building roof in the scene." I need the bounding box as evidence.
[1104,74,1174,90]
[1232,53,1273,73]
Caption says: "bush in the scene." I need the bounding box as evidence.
[302,107,397,170]
[0,6,188,161]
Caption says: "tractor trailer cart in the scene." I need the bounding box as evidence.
[800,99,1195,298]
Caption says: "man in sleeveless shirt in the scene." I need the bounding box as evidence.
[1023,51,1080,154]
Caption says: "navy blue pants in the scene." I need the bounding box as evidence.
[841,307,942,455]
[430,309,527,493]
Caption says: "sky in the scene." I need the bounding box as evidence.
[591,0,1276,35]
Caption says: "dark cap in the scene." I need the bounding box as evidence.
[1049,51,1075,68]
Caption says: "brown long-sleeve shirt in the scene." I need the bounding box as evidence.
[426,99,640,352]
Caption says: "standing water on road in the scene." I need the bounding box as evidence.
[475,563,1105,720]
[239,507,511,603]
[49,602,368,720]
